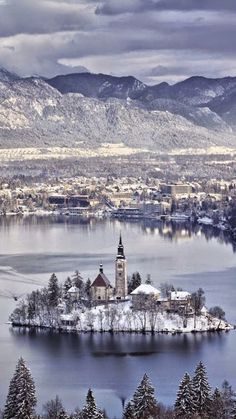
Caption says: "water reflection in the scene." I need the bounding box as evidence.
[5,327,234,418]
[0,215,234,250]
[9,327,229,358]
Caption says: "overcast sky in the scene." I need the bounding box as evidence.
[0,0,236,84]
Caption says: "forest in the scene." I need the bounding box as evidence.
[1,358,236,419]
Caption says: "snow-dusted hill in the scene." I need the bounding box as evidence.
[47,72,236,131]
[0,69,236,150]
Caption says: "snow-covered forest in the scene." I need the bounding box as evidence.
[1,358,236,419]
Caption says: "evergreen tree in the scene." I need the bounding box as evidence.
[132,374,159,419]
[123,401,135,419]
[128,272,142,294]
[4,357,37,419]
[221,380,236,418]
[48,273,60,307]
[72,271,84,290]
[85,279,92,299]
[231,403,236,419]
[210,388,224,419]
[80,389,104,419]
[192,361,212,416]
[63,277,72,298]
[174,373,196,418]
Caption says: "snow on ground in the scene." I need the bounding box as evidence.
[0,144,148,162]
[62,301,233,334]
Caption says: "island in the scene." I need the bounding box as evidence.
[10,237,233,334]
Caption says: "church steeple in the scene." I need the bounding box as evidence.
[117,233,125,259]
[99,263,103,274]
[115,234,127,298]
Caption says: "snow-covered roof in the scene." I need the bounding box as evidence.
[68,286,80,293]
[171,291,190,301]
[60,314,76,321]
[201,306,208,315]
[131,284,161,295]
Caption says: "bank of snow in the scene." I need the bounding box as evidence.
[72,301,232,333]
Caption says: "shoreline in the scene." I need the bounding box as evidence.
[10,322,234,335]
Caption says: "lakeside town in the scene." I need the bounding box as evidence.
[1,175,236,239]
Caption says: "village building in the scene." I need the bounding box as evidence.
[130,283,161,309]
[115,234,128,299]
[67,286,80,301]
[90,235,128,302]
[90,264,113,301]
[169,291,191,312]
[60,313,79,328]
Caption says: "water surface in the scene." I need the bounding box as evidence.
[0,217,235,418]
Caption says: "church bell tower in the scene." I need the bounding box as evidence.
[115,234,128,299]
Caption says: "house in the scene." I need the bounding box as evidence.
[60,313,79,328]
[130,283,161,309]
[90,264,113,301]
[170,291,191,312]
[67,286,80,301]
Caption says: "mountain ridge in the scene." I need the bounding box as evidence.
[46,71,236,132]
[0,68,236,151]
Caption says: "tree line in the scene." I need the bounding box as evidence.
[1,358,236,419]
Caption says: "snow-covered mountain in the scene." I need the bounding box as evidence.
[0,67,19,83]
[1,69,236,150]
[47,73,236,134]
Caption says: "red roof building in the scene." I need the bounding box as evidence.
[91,264,113,301]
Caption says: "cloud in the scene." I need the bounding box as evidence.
[96,0,236,15]
[0,0,236,82]
[0,0,96,37]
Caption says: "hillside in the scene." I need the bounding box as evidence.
[0,69,236,151]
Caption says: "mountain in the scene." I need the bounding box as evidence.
[151,76,236,106]
[48,72,146,99]
[0,69,236,151]
[47,73,236,105]
[0,67,19,83]
[47,72,236,133]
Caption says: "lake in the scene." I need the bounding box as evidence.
[0,216,236,418]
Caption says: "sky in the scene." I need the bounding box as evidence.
[0,0,236,84]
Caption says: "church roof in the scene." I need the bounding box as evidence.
[91,272,112,288]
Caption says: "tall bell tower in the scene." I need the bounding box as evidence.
[115,234,128,299]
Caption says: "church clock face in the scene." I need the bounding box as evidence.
[118,262,123,269]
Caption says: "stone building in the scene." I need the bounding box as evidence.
[130,283,161,309]
[90,235,128,302]
[115,234,128,299]
[169,291,191,313]
[90,264,113,301]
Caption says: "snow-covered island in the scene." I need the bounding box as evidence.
[10,237,233,335]
[10,285,233,334]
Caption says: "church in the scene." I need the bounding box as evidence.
[90,235,128,301]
